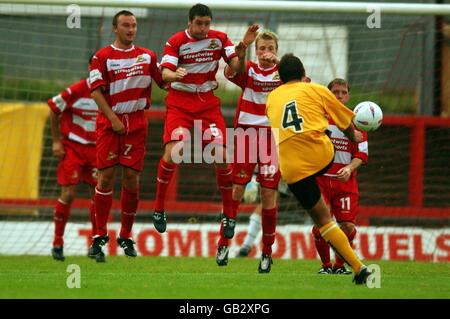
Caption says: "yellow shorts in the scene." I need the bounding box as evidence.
[278,132,334,184]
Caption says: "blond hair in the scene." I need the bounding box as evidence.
[255,30,278,50]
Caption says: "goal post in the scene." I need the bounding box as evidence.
[0,0,448,261]
[1,0,450,15]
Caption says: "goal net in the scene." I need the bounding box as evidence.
[0,0,449,261]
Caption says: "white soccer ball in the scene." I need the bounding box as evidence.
[242,176,260,203]
[353,101,383,132]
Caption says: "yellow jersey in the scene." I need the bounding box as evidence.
[266,82,355,184]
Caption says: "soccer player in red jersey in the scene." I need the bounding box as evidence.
[48,55,99,262]
[313,78,369,275]
[88,10,163,258]
[217,30,282,272]
[152,4,256,240]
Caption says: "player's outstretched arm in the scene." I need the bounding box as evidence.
[91,88,125,135]
[225,24,259,77]
[228,41,248,75]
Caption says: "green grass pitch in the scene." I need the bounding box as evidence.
[0,256,448,299]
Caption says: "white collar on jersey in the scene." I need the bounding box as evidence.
[110,44,135,52]
[185,29,193,39]
[257,63,277,72]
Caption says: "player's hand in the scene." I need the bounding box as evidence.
[235,41,248,60]
[224,65,237,79]
[174,67,187,81]
[335,166,352,182]
[261,52,280,65]
[52,141,65,159]
[242,24,260,46]
[111,116,125,135]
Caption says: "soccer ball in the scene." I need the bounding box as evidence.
[242,175,260,203]
[353,101,383,132]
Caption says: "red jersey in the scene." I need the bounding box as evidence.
[47,78,97,145]
[89,44,163,115]
[324,118,368,177]
[226,61,281,128]
[160,29,236,103]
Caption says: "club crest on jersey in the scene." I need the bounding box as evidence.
[107,151,117,161]
[135,55,146,64]
[71,171,79,180]
[237,170,248,179]
[207,39,219,50]
[272,72,280,81]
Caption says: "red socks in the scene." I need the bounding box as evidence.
[312,225,332,268]
[89,200,97,237]
[94,187,113,237]
[119,187,138,239]
[232,199,240,217]
[216,166,234,218]
[94,185,139,238]
[155,158,177,213]
[53,199,71,247]
[261,208,277,255]
[216,166,234,248]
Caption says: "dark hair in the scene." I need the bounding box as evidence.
[189,3,212,21]
[113,10,135,27]
[278,53,305,83]
[327,78,350,92]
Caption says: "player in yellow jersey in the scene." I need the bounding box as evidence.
[266,53,371,285]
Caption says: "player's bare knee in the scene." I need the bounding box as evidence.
[164,141,182,163]
[260,187,277,209]
[308,197,334,227]
[232,184,246,201]
[97,169,115,190]
[339,221,355,235]
[122,169,139,190]
[97,180,113,190]
[309,213,333,229]
[209,145,228,165]
[220,147,230,164]
[123,180,139,191]
[87,185,95,199]
[60,186,76,204]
